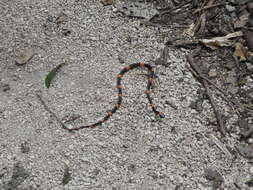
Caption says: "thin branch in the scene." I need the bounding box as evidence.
[36,93,68,130]
[187,53,226,136]
[193,3,227,14]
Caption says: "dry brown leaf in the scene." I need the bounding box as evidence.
[101,0,113,6]
[233,42,247,61]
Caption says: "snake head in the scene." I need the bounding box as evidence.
[159,112,165,118]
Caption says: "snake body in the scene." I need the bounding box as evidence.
[67,62,164,131]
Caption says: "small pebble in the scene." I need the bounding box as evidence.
[15,47,34,65]
[208,68,217,78]
[225,5,236,12]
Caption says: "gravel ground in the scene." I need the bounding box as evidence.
[0,0,252,189]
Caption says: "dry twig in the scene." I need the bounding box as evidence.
[209,134,233,159]
[36,94,68,130]
[193,3,227,14]
[193,0,216,35]
[187,52,226,136]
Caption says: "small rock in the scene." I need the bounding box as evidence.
[208,68,217,78]
[118,55,125,64]
[226,5,236,12]
[165,99,178,109]
[15,47,34,65]
[249,167,253,175]
[204,168,224,189]
[189,99,203,112]
[248,138,253,144]
[112,7,118,12]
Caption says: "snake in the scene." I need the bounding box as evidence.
[66,62,164,131]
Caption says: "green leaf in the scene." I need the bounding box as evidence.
[45,62,66,88]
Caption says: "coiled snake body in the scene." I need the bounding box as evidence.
[67,62,164,131]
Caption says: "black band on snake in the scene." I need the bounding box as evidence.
[66,62,165,131]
